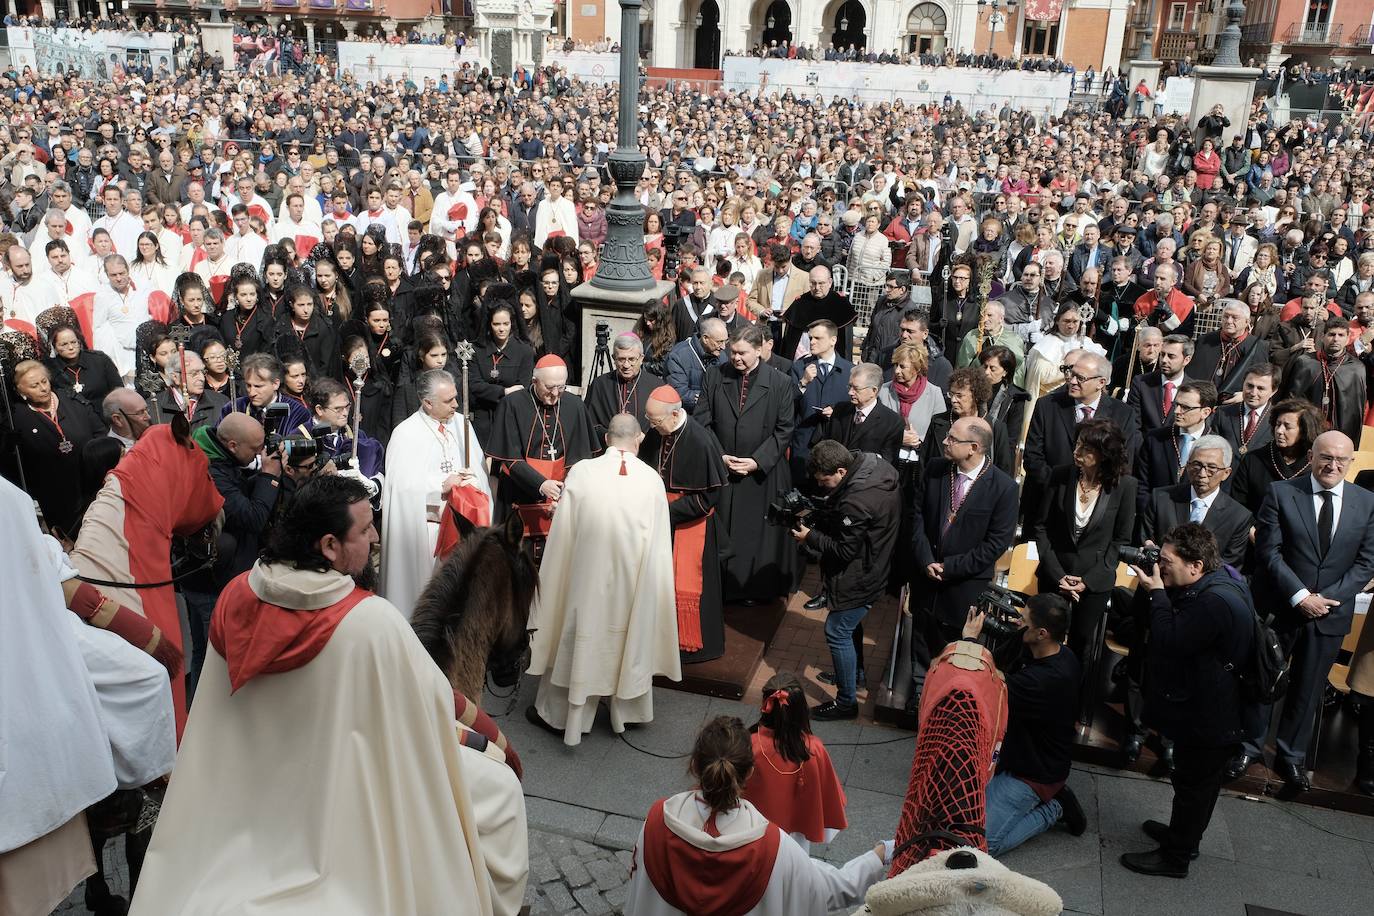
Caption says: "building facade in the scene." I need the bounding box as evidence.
[1239,0,1374,67]
[563,0,1130,72]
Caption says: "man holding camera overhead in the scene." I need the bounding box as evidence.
[790,439,900,721]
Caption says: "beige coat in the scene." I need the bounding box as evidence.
[747,263,810,319]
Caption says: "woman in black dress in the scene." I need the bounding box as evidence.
[6,359,106,537]
[276,285,339,379]
[470,302,535,443]
[42,319,121,411]
[979,345,1031,448]
[919,367,1016,475]
[1033,418,1137,718]
[1229,397,1324,513]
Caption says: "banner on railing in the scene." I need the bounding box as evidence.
[336,40,490,82]
[5,27,178,79]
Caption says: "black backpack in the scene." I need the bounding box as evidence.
[1209,575,1291,705]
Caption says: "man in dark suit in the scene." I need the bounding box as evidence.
[1212,363,1276,465]
[1278,316,1368,443]
[789,319,854,479]
[1023,351,1142,489]
[1141,436,1253,569]
[910,417,1018,711]
[1246,430,1374,791]
[820,362,904,465]
[1135,381,1218,515]
[1190,302,1271,398]
[1127,333,1194,435]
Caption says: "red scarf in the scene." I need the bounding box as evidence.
[890,376,928,420]
[210,573,370,693]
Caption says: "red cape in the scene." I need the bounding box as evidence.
[640,798,780,916]
[743,730,848,842]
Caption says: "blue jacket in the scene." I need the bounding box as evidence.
[665,337,725,411]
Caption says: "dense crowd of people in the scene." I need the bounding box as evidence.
[5,23,1374,914]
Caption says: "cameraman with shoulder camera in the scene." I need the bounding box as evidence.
[964,593,1086,857]
[791,439,900,721]
[1121,523,1254,879]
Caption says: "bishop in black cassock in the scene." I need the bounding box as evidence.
[778,275,858,363]
[583,335,665,445]
[694,329,798,603]
[486,356,595,542]
[642,385,730,663]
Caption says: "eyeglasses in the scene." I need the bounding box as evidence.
[1174,402,1205,415]
[943,435,977,446]
[1067,370,1103,384]
[1315,454,1354,467]
[1187,461,1228,476]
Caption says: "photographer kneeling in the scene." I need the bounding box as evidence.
[966,593,1087,856]
[792,440,901,721]
[1120,523,1254,879]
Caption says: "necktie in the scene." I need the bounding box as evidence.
[1190,497,1208,523]
[1179,433,1194,467]
[1243,408,1258,442]
[438,423,446,436]
[818,362,830,381]
[1229,237,1241,270]
[854,409,865,425]
[1317,489,1334,557]
[952,474,970,512]
[1163,381,1176,416]
[1079,404,1095,423]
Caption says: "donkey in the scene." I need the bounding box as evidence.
[410,512,539,704]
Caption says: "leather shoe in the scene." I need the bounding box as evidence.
[1056,786,1087,836]
[524,705,563,738]
[804,593,828,610]
[811,700,859,721]
[1120,849,1189,878]
[1224,753,1257,782]
[816,669,866,686]
[1160,744,1176,775]
[1278,761,1312,793]
[1122,733,1145,765]
[1141,819,1199,860]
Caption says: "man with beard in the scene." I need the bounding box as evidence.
[487,355,595,550]
[778,265,858,363]
[1279,317,1368,441]
[694,324,798,604]
[1128,333,1195,435]
[1190,302,1270,399]
[1112,325,1162,393]
[642,386,730,663]
[129,476,517,916]
[997,261,1056,346]
[1270,293,1330,375]
[585,332,665,441]
[149,348,227,432]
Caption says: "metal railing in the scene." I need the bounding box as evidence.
[1284,21,1343,44]
[1350,24,1370,45]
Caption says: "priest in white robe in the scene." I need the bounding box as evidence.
[380,368,492,620]
[526,414,680,746]
[0,478,114,916]
[90,255,151,381]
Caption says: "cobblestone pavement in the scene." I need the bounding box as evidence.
[523,829,635,915]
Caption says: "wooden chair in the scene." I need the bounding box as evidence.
[1328,611,1368,693]
[1105,563,1139,658]
[1346,451,1374,483]
[1006,542,1038,596]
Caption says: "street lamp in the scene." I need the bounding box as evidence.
[585,0,656,292]
[976,0,1017,54]
[1212,0,1246,66]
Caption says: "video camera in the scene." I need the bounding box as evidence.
[595,320,612,347]
[974,583,1033,671]
[661,222,688,279]
[765,488,822,529]
[1119,544,1161,574]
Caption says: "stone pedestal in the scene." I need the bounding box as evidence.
[200,22,236,72]
[1128,58,1163,92]
[1189,64,1262,138]
[474,0,556,73]
[569,281,675,390]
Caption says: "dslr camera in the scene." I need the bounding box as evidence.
[1119,544,1162,573]
[975,583,1032,671]
[261,402,292,455]
[766,488,821,529]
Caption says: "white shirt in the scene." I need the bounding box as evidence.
[1291,475,1346,606]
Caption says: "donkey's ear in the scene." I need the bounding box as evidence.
[503,511,525,546]
[170,411,193,448]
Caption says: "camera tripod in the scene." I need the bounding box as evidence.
[587,322,612,381]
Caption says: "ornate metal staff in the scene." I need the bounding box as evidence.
[168,325,192,420]
[348,348,370,465]
[226,348,241,406]
[454,338,475,469]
